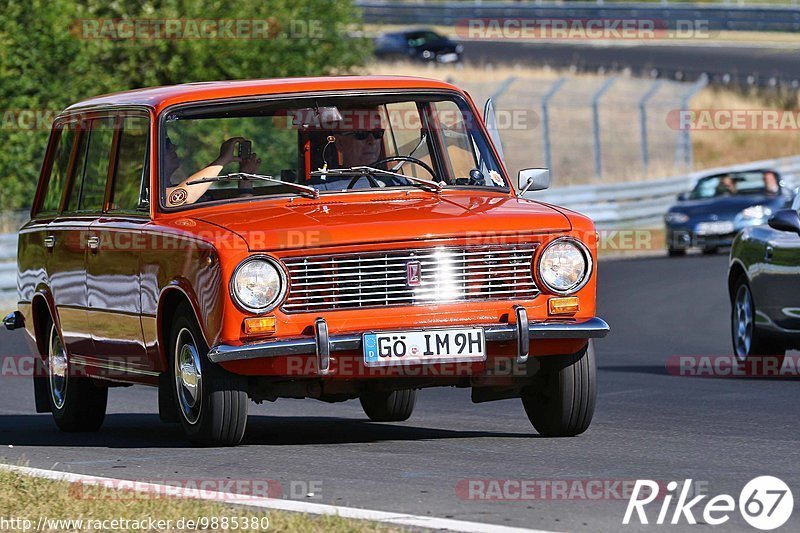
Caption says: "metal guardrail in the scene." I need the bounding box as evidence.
[529,155,800,227]
[1,155,799,293]
[358,1,800,32]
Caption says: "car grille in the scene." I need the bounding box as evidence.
[281,244,539,313]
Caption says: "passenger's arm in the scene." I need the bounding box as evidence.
[166,137,244,207]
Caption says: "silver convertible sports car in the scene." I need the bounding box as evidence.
[728,194,800,361]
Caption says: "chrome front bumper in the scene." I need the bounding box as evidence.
[208,311,610,373]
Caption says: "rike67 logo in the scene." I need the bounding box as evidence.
[624,476,793,530]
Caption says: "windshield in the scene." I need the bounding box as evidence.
[689,171,780,200]
[406,31,444,47]
[160,93,506,208]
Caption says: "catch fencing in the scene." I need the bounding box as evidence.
[530,154,800,227]
[358,1,800,32]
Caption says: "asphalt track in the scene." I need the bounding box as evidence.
[460,40,800,87]
[1,254,798,532]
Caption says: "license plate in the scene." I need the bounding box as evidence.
[695,221,735,235]
[437,53,459,63]
[363,328,486,366]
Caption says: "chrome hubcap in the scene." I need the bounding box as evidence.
[174,328,202,424]
[734,284,753,361]
[48,325,68,410]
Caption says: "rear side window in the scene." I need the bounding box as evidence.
[38,124,76,216]
[66,117,115,213]
[109,116,149,212]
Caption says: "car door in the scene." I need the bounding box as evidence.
[751,210,800,331]
[85,113,151,372]
[46,118,96,356]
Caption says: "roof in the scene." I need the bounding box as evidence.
[63,76,462,115]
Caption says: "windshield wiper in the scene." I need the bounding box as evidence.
[187,172,319,199]
[311,166,445,194]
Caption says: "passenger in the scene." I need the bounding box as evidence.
[716,175,736,196]
[764,171,780,194]
[165,136,260,207]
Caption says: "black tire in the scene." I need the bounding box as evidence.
[702,246,719,255]
[170,302,248,446]
[44,321,107,432]
[360,389,417,422]
[668,247,686,257]
[158,371,179,423]
[521,342,596,437]
[731,276,785,363]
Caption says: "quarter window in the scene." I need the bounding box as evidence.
[38,124,76,216]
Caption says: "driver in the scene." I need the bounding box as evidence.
[332,107,385,168]
[165,136,261,207]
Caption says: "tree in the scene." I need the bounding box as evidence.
[0,0,369,213]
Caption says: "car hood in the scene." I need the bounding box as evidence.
[189,193,572,251]
[669,194,783,218]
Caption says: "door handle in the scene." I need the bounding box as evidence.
[765,245,774,262]
[43,235,55,250]
[87,236,100,251]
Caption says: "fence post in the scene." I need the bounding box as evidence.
[540,77,567,172]
[592,76,617,179]
[675,74,708,171]
[490,76,516,103]
[639,79,663,175]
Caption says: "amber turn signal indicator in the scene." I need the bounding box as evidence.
[244,316,277,335]
[548,297,579,315]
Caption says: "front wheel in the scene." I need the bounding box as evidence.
[731,277,785,364]
[46,322,107,432]
[360,389,416,422]
[170,302,248,446]
[521,342,596,437]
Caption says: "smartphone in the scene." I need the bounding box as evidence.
[237,140,252,159]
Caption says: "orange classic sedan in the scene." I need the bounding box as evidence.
[5,76,609,446]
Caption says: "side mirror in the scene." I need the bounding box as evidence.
[768,209,800,236]
[517,168,550,196]
[677,192,688,201]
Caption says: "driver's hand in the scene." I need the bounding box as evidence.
[239,152,261,174]
[213,137,245,166]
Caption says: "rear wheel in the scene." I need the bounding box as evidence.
[46,322,107,432]
[360,389,416,422]
[521,342,596,437]
[170,302,248,446]
[667,247,686,257]
[702,246,719,255]
[731,277,785,364]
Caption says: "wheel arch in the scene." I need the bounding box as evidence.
[30,287,58,359]
[728,259,748,302]
[156,283,212,370]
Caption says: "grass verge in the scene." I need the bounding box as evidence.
[0,466,398,533]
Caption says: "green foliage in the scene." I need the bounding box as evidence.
[0,0,368,212]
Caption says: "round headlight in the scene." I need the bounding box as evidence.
[537,239,591,295]
[231,257,286,313]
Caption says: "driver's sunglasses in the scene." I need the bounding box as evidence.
[341,129,385,141]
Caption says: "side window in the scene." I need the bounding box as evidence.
[38,124,76,216]
[110,116,149,212]
[66,117,115,213]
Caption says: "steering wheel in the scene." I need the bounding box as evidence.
[371,156,438,181]
[347,174,382,190]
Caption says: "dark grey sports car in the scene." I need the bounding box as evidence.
[728,194,800,361]
[665,169,792,256]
